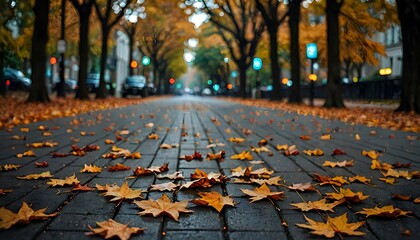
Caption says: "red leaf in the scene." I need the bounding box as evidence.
[332,148,346,156]
[35,161,49,168]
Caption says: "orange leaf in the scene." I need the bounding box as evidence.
[192,191,235,212]
[134,194,193,221]
[86,219,143,240]
[356,205,411,218]
[0,202,57,229]
[241,183,284,202]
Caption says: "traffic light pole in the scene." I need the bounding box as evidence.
[310,59,314,106]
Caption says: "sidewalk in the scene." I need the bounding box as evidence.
[0,95,419,240]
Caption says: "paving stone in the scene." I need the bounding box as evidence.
[36,231,90,240]
[47,214,112,231]
[228,231,287,240]
[60,191,116,215]
[163,230,224,240]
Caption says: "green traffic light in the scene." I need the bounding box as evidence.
[207,79,212,85]
[142,56,151,66]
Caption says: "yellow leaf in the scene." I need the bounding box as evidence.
[323,160,354,168]
[241,183,284,202]
[80,164,102,173]
[134,194,193,221]
[382,169,413,180]
[320,134,331,140]
[192,191,235,212]
[0,202,57,229]
[348,176,372,185]
[325,188,369,203]
[304,148,324,156]
[250,176,282,186]
[276,144,288,151]
[231,151,253,160]
[148,133,159,139]
[227,137,245,143]
[296,212,365,238]
[105,139,115,144]
[16,150,36,158]
[0,164,21,172]
[362,150,379,160]
[17,171,53,180]
[379,177,395,184]
[371,159,392,171]
[356,205,411,218]
[250,146,270,154]
[355,134,361,141]
[103,182,143,202]
[86,219,144,240]
[47,174,80,187]
[291,199,345,212]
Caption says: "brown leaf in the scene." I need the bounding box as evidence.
[250,176,282,186]
[47,174,80,187]
[80,164,102,173]
[241,183,284,202]
[296,212,365,238]
[392,194,412,201]
[134,194,193,221]
[287,182,316,192]
[325,188,369,203]
[392,162,411,169]
[102,182,143,202]
[182,151,203,161]
[86,219,144,240]
[299,135,311,140]
[34,161,49,168]
[332,148,346,155]
[192,191,235,212]
[149,182,179,191]
[17,171,53,180]
[50,151,71,158]
[0,164,21,172]
[72,184,94,192]
[133,163,169,176]
[0,202,57,229]
[322,160,354,168]
[312,173,348,186]
[206,150,225,160]
[356,205,411,218]
[26,141,58,148]
[0,188,13,195]
[108,163,131,172]
[156,171,185,180]
[291,199,345,212]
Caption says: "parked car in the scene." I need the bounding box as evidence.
[121,75,146,97]
[53,79,78,92]
[2,67,31,91]
[86,73,100,93]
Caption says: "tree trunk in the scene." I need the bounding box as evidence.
[96,27,109,99]
[128,25,134,76]
[75,8,91,100]
[268,25,282,101]
[238,61,247,98]
[396,0,420,113]
[323,0,345,108]
[27,0,50,103]
[288,0,302,103]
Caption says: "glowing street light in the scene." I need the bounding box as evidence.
[379,68,392,76]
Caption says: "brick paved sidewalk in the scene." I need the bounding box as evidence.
[0,96,419,240]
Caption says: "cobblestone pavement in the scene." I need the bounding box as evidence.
[0,96,419,240]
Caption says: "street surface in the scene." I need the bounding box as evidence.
[0,95,419,240]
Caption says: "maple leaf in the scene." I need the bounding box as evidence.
[230,166,252,178]
[0,202,57,229]
[312,173,348,186]
[86,219,144,240]
[280,145,299,156]
[231,151,253,160]
[0,188,13,195]
[362,150,379,160]
[250,146,270,154]
[150,182,179,192]
[160,143,173,149]
[47,174,80,187]
[348,176,372,185]
[71,184,94,192]
[382,169,414,180]
[392,194,412,201]
[206,143,225,148]
[322,160,354,168]
[183,151,203,161]
[371,159,393,171]
[17,171,53,180]
[105,139,115,144]
[180,179,213,189]
[250,176,282,186]
[50,151,71,158]
[319,134,332,140]
[392,162,411,169]
[379,177,395,184]
[325,188,369,203]
[299,135,311,140]
[206,150,225,160]
[227,137,245,143]
[296,212,365,238]
[156,171,185,180]
[276,144,288,151]
[80,164,102,173]
[108,163,131,172]
[133,163,169,176]
[16,150,36,158]
[103,182,143,203]
[258,138,268,146]
[303,148,324,156]
[249,168,274,179]
[0,164,21,172]
[356,205,411,218]
[291,199,345,212]
[192,191,235,212]
[134,194,193,221]
[26,141,58,148]
[287,182,316,192]
[241,183,284,202]
[190,169,229,184]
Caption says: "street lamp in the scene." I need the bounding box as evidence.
[224,57,229,93]
[306,43,318,106]
[253,57,262,98]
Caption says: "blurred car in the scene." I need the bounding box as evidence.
[2,67,31,90]
[86,73,100,92]
[53,79,78,92]
[121,75,147,97]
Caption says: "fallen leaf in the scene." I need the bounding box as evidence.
[241,183,284,202]
[371,159,393,171]
[20,127,30,132]
[86,219,144,240]
[11,135,26,140]
[382,169,414,180]
[250,146,270,154]
[392,194,412,201]
[0,188,13,195]
[206,150,226,160]
[108,163,131,172]
[300,135,311,140]
[16,150,36,158]
[206,143,225,148]
[355,134,361,141]
[250,176,282,186]
[0,164,21,172]
[80,164,102,173]
[134,194,193,221]
[71,184,94,192]
[102,182,143,203]
[34,161,49,168]
[362,150,380,160]
[392,162,411,169]
[150,182,179,191]
[180,178,214,189]
[192,191,235,212]
[312,173,348,186]
[320,134,331,140]
[379,177,395,184]
[47,174,80,187]
[156,172,185,180]
[228,137,245,143]
[182,151,203,161]
[0,202,57,229]
[17,171,53,180]
[160,143,173,149]
[50,151,71,158]
[356,205,411,218]
[148,133,159,139]
[26,141,58,148]
[291,199,345,212]
[283,145,299,156]
[231,151,253,160]
[322,160,354,168]
[258,138,268,146]
[287,182,316,192]
[105,139,115,144]
[133,163,169,176]
[296,212,365,238]
[332,148,346,155]
[304,148,324,156]
[276,144,288,151]
[325,188,369,203]
[348,176,372,185]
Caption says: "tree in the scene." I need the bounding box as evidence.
[201,0,265,98]
[93,0,133,99]
[193,46,226,87]
[27,0,50,103]
[255,0,288,101]
[324,0,345,108]
[288,0,303,103]
[396,0,420,113]
[69,0,95,100]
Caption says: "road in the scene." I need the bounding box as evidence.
[0,95,419,240]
